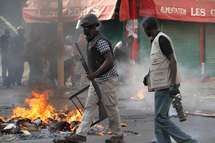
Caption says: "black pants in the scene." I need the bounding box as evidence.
[14,62,24,85]
[1,56,8,85]
[7,64,15,87]
[7,62,24,86]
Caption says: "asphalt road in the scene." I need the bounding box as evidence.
[0,79,215,143]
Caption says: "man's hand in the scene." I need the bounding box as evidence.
[143,74,149,86]
[169,84,180,96]
[87,72,97,80]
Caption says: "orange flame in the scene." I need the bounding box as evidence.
[66,110,82,123]
[11,91,82,123]
[0,116,5,122]
[130,88,145,101]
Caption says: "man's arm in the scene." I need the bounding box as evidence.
[94,52,113,77]
[168,54,177,85]
[87,39,114,80]
[0,36,2,49]
[159,36,177,85]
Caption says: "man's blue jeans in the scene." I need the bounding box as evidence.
[154,89,192,143]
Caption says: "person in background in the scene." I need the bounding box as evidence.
[25,31,44,87]
[7,26,25,87]
[12,26,25,86]
[0,29,10,87]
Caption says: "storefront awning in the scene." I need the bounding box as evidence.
[119,0,138,21]
[23,0,118,23]
[140,0,215,23]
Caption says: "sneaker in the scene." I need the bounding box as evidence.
[105,135,124,143]
[65,134,87,142]
[53,134,86,143]
[191,139,199,143]
[53,139,67,143]
[183,139,199,143]
[17,82,22,86]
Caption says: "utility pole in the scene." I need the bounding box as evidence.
[57,0,65,87]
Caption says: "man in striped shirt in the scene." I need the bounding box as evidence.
[54,14,123,143]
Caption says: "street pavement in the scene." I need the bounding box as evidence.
[0,79,215,143]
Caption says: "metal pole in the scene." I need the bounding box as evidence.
[57,0,65,87]
[70,99,83,116]
[200,24,205,75]
[75,96,85,109]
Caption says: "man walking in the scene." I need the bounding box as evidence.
[0,29,10,87]
[142,17,198,143]
[6,26,25,87]
[12,26,25,85]
[54,14,123,143]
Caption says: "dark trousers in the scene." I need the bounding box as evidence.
[1,55,8,85]
[14,62,24,85]
[6,61,24,87]
[49,60,57,86]
[28,61,43,86]
[7,64,16,87]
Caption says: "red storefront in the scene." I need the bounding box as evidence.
[138,0,215,76]
[23,0,215,76]
[139,0,215,23]
[134,0,215,76]
[23,0,118,23]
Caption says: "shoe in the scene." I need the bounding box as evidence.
[149,141,157,143]
[65,134,87,142]
[17,82,22,86]
[105,135,124,143]
[192,139,200,143]
[53,139,68,143]
[53,134,86,143]
[183,139,199,143]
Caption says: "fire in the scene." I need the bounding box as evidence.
[130,88,145,101]
[66,110,82,123]
[12,91,55,123]
[0,116,5,122]
[11,91,82,124]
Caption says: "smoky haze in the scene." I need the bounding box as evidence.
[0,0,23,27]
[116,57,215,114]
[116,58,215,140]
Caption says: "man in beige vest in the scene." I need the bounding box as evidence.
[142,17,198,143]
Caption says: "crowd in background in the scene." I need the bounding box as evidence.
[0,27,25,88]
[0,25,89,89]
[0,24,132,89]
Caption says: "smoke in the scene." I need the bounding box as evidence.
[117,60,154,115]
[117,56,215,116]
[116,59,214,142]
[0,0,23,27]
